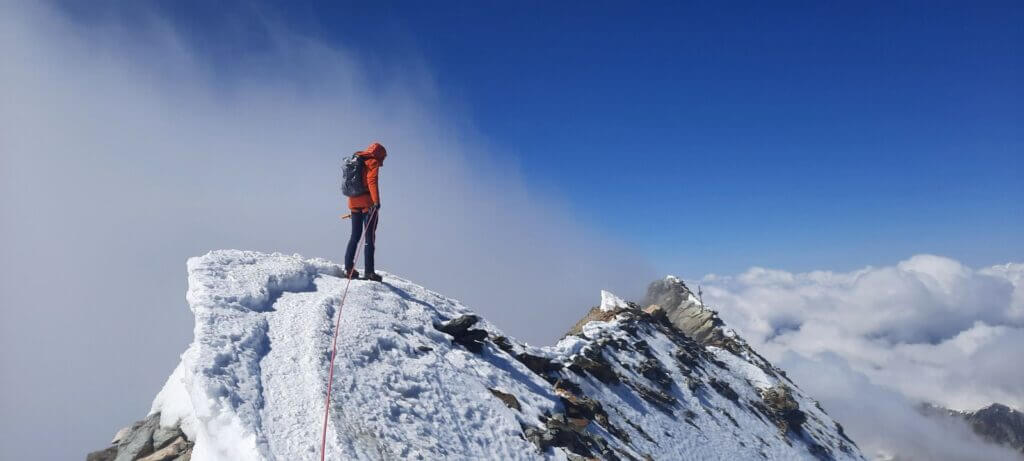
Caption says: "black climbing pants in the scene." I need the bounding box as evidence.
[344,210,378,275]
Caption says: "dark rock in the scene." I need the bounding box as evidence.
[560,393,607,427]
[433,315,488,353]
[618,321,639,336]
[553,379,583,397]
[492,335,515,353]
[720,408,740,428]
[460,329,488,342]
[86,446,117,461]
[673,345,704,372]
[568,354,619,385]
[435,314,479,336]
[628,380,677,412]
[708,336,746,356]
[152,426,185,451]
[459,337,485,353]
[525,414,589,455]
[526,429,557,455]
[553,377,634,448]
[604,421,632,445]
[111,426,133,445]
[86,414,194,461]
[522,413,620,460]
[631,340,654,358]
[708,356,730,370]
[637,359,673,390]
[708,378,739,402]
[514,352,563,375]
[745,401,769,424]
[624,417,655,443]
[115,413,161,460]
[540,374,561,385]
[139,436,190,461]
[760,385,807,433]
[806,440,833,460]
[416,345,433,353]
[488,388,522,411]
[835,422,856,446]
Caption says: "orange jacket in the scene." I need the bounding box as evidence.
[348,142,387,211]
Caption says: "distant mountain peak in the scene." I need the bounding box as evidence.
[920,401,1024,457]
[964,403,1024,455]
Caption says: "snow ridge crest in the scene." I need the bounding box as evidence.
[92,250,865,461]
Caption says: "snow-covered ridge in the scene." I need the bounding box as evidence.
[90,250,865,461]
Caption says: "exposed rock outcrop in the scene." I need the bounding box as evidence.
[565,306,630,338]
[86,413,192,461]
[435,314,489,353]
[759,385,808,433]
[643,276,725,345]
[489,388,523,411]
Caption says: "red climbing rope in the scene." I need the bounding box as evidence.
[320,208,378,461]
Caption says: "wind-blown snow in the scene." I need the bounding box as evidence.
[599,290,630,312]
[150,250,863,460]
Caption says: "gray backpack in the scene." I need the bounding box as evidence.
[341,153,369,197]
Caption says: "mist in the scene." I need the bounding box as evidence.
[0,3,654,459]
[780,352,1021,461]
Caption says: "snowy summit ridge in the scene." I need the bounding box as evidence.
[89,250,865,461]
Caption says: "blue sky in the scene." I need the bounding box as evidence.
[63,0,1022,275]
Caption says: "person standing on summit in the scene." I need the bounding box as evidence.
[342,142,387,282]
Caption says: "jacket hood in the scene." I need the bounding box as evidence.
[358,142,387,161]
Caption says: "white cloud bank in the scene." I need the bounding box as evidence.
[702,255,1024,459]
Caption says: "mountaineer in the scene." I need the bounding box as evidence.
[341,142,387,282]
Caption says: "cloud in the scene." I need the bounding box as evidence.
[779,352,1021,461]
[0,2,654,460]
[702,255,1024,459]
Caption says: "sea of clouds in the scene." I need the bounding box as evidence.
[702,255,1024,459]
